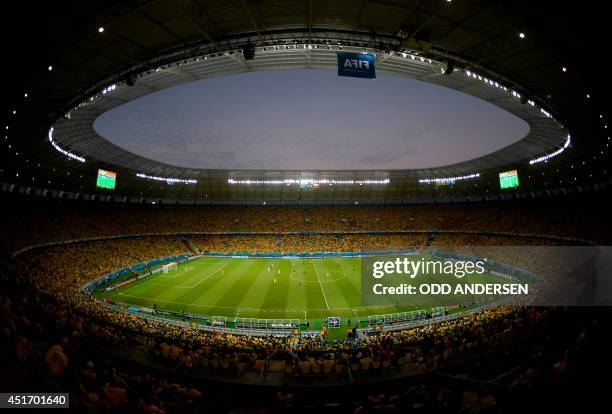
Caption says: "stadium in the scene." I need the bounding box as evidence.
[1,1,611,412]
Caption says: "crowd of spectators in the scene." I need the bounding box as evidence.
[190,233,428,253]
[2,193,609,258]
[7,231,576,381]
[2,272,606,411]
[0,280,209,412]
[0,193,609,411]
[15,236,186,298]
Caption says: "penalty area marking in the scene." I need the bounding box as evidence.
[188,262,229,288]
[122,261,228,291]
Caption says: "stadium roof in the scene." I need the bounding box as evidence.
[53,42,565,174]
[1,1,609,203]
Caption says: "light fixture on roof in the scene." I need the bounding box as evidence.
[529,134,571,165]
[519,32,526,39]
[419,173,480,184]
[48,65,53,71]
[227,178,389,185]
[136,173,197,184]
[47,127,86,163]
[562,66,567,72]
[98,27,104,33]
[441,60,455,75]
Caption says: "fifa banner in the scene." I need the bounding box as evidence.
[361,246,612,307]
[337,52,376,79]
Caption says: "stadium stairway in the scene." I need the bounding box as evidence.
[426,231,437,247]
[179,235,200,255]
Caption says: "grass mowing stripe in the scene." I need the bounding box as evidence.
[258,259,292,319]
[210,259,263,312]
[327,259,361,309]
[160,258,239,314]
[287,259,310,312]
[233,259,280,319]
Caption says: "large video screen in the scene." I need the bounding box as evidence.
[499,169,519,189]
[96,169,116,190]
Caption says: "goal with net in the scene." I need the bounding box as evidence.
[161,262,178,274]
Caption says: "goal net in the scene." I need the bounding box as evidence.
[161,262,178,274]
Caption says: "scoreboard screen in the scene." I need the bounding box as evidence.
[499,170,519,189]
[96,169,117,189]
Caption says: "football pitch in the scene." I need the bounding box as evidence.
[95,256,504,330]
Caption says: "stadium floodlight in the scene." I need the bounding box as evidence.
[48,65,53,71]
[136,173,197,184]
[529,134,571,165]
[418,173,480,184]
[101,84,116,95]
[98,27,104,33]
[47,127,86,163]
[519,32,526,39]
[227,178,390,185]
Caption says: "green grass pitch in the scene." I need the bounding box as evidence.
[95,256,504,332]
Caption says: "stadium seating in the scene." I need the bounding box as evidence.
[1,194,610,410]
[2,193,610,259]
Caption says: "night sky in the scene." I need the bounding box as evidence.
[94,69,529,170]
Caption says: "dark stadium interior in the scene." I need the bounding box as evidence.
[1,1,611,413]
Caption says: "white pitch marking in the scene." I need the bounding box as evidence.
[311,259,330,310]
[188,262,229,288]
[139,282,193,289]
[134,262,228,289]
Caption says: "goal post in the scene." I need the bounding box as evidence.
[161,262,178,274]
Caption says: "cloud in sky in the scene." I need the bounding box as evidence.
[94,69,529,170]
